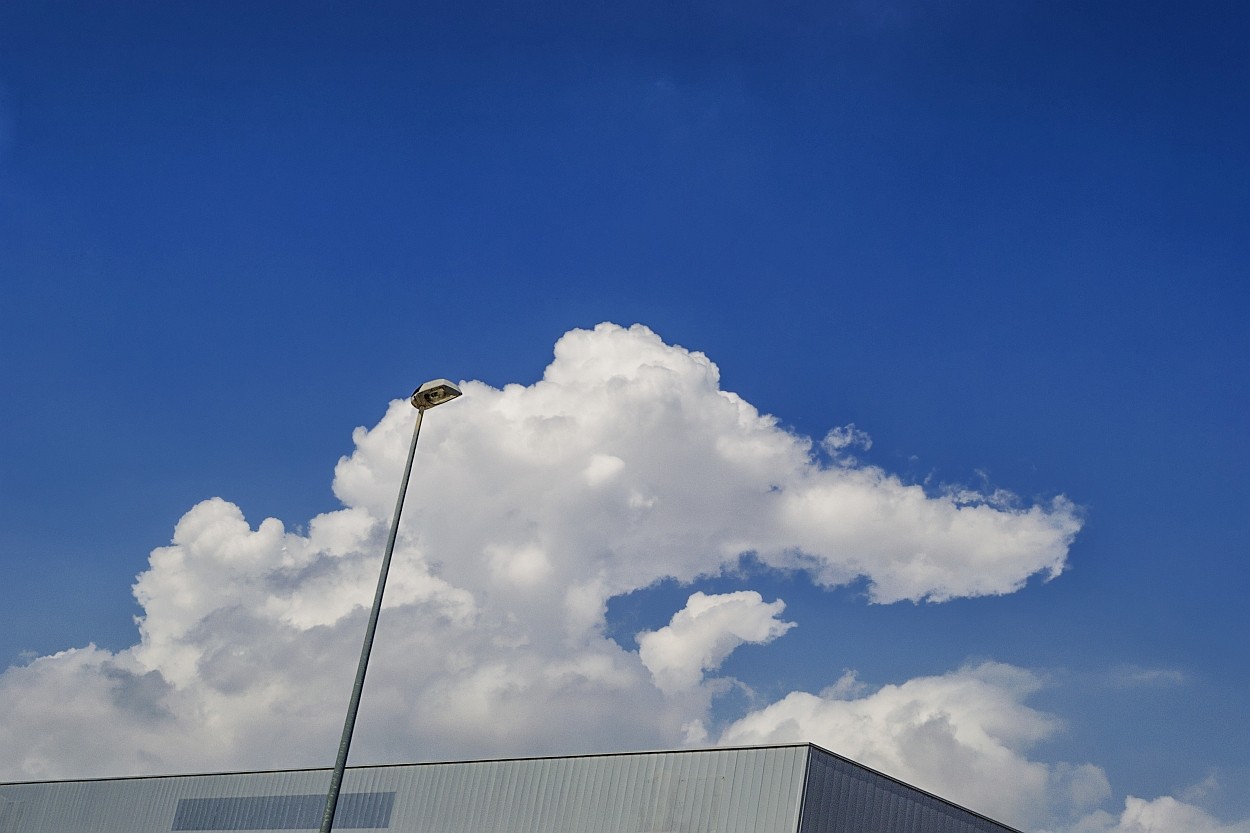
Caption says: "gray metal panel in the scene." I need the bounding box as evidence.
[0,746,809,833]
[796,747,1022,833]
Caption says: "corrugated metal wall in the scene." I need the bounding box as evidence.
[0,746,809,833]
[796,747,1021,833]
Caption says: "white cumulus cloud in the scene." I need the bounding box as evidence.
[719,662,1111,831]
[0,322,1083,791]
[637,591,794,695]
[1062,795,1250,833]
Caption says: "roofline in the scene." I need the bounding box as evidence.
[0,742,811,787]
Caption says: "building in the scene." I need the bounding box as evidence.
[0,743,1020,833]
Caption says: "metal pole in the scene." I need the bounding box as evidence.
[320,407,425,833]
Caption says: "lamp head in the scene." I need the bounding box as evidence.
[411,379,463,410]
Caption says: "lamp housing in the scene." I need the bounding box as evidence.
[411,379,462,410]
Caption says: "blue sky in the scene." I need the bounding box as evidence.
[1,2,1247,830]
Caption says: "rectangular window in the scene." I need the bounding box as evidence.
[172,792,395,830]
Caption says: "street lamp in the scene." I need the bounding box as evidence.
[319,379,463,833]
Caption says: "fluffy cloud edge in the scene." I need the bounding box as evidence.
[637,590,795,695]
[718,662,1107,830]
[1057,794,1250,833]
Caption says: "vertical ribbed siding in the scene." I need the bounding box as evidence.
[2,769,347,833]
[0,746,809,833]
[0,796,25,833]
[377,745,807,833]
[797,747,1022,833]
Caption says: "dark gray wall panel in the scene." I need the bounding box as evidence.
[798,748,1020,833]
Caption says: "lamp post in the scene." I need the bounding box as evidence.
[319,379,463,833]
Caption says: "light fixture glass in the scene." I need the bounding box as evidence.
[411,379,462,410]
